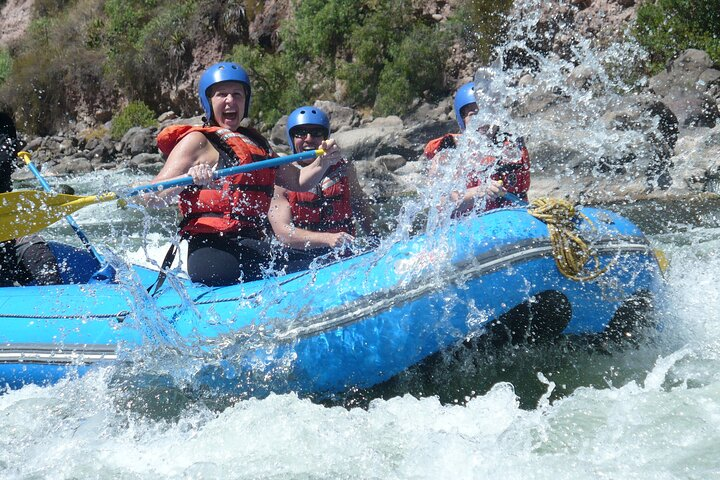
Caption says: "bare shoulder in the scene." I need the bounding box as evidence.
[170,131,218,165]
[154,131,217,181]
[174,131,211,153]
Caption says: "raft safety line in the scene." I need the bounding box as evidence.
[0,238,652,364]
[187,235,650,307]
[0,342,117,364]
[273,239,655,342]
[0,236,651,320]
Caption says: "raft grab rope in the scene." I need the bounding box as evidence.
[527,197,610,281]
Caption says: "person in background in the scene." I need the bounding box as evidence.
[424,82,531,217]
[0,110,64,286]
[269,106,377,272]
[0,111,20,286]
[147,62,344,286]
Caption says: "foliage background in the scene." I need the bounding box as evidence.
[0,0,716,136]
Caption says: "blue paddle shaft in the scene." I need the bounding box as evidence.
[503,192,528,206]
[23,157,106,264]
[125,149,323,197]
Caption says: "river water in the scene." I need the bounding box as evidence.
[4,1,720,478]
[3,159,719,480]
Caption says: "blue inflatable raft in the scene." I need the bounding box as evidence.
[0,205,664,396]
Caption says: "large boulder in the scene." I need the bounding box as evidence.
[333,116,408,161]
[120,127,158,156]
[649,49,720,128]
[666,125,720,195]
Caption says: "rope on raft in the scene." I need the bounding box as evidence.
[526,197,609,281]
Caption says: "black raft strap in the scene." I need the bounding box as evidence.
[147,242,180,296]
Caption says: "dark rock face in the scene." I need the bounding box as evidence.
[649,50,720,128]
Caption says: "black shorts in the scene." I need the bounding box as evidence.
[187,234,274,287]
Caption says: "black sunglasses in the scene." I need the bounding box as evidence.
[292,127,327,139]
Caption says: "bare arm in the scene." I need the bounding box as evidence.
[275,139,344,191]
[449,180,505,217]
[269,184,354,250]
[142,132,219,207]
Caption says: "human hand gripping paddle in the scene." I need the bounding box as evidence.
[0,149,324,243]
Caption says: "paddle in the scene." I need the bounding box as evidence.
[18,151,106,261]
[503,191,528,206]
[0,149,324,243]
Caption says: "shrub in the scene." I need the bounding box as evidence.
[374,24,451,116]
[449,0,514,64]
[635,0,720,73]
[80,125,110,142]
[283,0,363,62]
[0,48,11,86]
[110,101,157,139]
[336,7,398,106]
[229,44,307,128]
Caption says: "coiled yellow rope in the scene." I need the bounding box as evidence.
[527,197,609,281]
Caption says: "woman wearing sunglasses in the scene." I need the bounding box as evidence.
[269,106,376,273]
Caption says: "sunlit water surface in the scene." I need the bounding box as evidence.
[4,0,720,476]
[4,160,719,480]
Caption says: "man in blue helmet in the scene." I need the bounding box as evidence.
[147,63,344,286]
[268,106,376,272]
[424,81,531,217]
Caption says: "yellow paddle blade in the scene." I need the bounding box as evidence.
[0,190,118,242]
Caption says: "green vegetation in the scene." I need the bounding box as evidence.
[0,48,11,86]
[110,101,157,140]
[635,0,720,73]
[0,0,514,134]
[229,44,306,128]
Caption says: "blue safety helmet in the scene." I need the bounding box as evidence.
[453,82,478,131]
[286,106,330,153]
[198,62,251,123]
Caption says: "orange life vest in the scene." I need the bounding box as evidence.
[156,125,276,238]
[287,162,355,235]
[424,132,531,210]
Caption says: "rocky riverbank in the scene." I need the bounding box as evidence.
[12,47,720,207]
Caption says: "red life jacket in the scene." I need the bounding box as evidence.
[156,125,276,238]
[286,162,355,235]
[424,132,531,211]
[424,133,461,160]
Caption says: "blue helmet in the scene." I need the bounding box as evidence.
[453,82,478,131]
[286,106,330,153]
[198,62,251,123]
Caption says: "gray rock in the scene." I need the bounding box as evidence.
[87,144,109,161]
[158,111,178,123]
[667,125,720,194]
[664,91,719,128]
[375,154,407,172]
[121,127,158,156]
[314,100,360,130]
[25,137,43,151]
[334,116,405,161]
[648,49,720,128]
[129,153,163,169]
[270,114,289,145]
[513,87,566,117]
[50,157,94,175]
[649,49,716,96]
